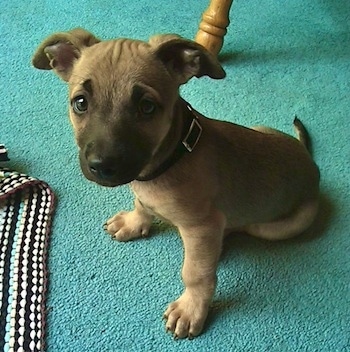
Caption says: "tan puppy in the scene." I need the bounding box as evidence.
[32,28,320,339]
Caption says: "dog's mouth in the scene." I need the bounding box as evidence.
[81,167,133,187]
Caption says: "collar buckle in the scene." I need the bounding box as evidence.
[182,106,202,152]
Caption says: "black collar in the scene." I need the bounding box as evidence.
[136,104,202,182]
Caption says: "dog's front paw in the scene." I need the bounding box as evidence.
[104,210,153,242]
[164,291,209,339]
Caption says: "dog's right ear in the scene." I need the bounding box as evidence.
[32,28,100,81]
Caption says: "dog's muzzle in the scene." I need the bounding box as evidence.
[87,157,116,181]
[79,144,149,187]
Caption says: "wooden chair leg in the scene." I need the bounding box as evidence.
[195,0,233,56]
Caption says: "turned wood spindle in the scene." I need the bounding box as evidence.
[195,0,233,56]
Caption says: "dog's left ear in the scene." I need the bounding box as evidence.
[150,34,226,84]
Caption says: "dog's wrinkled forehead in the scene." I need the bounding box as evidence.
[70,39,170,97]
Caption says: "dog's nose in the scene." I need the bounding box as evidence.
[88,158,116,180]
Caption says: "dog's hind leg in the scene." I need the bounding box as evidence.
[244,199,319,241]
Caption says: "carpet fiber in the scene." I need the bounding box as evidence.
[1,0,349,351]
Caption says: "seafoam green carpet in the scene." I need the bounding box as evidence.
[1,0,349,351]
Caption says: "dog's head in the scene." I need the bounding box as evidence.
[32,28,225,186]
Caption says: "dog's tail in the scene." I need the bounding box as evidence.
[293,116,313,155]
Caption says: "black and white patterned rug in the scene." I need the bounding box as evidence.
[0,145,55,352]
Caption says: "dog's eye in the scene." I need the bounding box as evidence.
[139,99,156,115]
[72,95,88,114]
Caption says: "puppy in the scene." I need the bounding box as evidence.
[32,28,320,339]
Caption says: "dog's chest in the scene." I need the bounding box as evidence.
[131,182,169,216]
[131,180,189,224]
